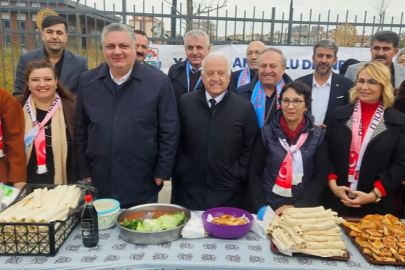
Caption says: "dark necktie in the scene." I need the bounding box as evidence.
[209,98,216,116]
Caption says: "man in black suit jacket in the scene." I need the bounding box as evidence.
[168,29,211,103]
[229,41,266,92]
[134,30,159,70]
[13,15,87,96]
[296,40,354,127]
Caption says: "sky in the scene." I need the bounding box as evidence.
[85,0,405,36]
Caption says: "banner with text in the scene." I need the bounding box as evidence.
[145,45,370,80]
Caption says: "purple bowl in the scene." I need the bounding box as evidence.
[202,207,254,239]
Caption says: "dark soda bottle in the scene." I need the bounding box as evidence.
[81,194,99,247]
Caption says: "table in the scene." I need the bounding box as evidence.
[1,221,401,270]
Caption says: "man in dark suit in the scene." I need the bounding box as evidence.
[168,29,211,103]
[13,15,87,96]
[75,23,179,208]
[134,30,159,70]
[235,47,293,127]
[172,52,259,210]
[296,40,354,128]
[345,31,405,89]
[229,41,266,92]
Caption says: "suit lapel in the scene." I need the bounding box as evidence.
[35,48,45,60]
[305,75,314,113]
[345,105,388,144]
[325,73,339,123]
[60,50,72,84]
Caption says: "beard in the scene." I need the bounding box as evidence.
[316,64,331,75]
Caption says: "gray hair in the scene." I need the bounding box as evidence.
[313,40,338,56]
[101,23,136,46]
[397,48,405,64]
[201,52,231,76]
[184,29,210,45]
[260,47,286,67]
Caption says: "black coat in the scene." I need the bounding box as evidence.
[173,89,259,210]
[168,60,203,104]
[295,72,353,125]
[75,61,179,205]
[323,104,405,216]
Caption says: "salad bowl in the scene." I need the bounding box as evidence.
[117,203,191,245]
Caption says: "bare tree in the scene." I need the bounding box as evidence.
[373,0,391,32]
[164,0,228,34]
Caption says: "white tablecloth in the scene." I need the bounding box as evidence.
[0,216,401,270]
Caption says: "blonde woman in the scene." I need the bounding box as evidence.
[324,62,405,216]
[20,60,77,184]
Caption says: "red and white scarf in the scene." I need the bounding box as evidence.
[348,100,384,193]
[0,118,3,157]
[272,132,309,197]
[24,94,61,174]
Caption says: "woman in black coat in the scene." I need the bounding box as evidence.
[324,62,405,216]
[249,81,328,215]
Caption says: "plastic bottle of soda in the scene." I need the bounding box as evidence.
[81,194,99,247]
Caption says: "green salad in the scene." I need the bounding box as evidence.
[119,212,188,232]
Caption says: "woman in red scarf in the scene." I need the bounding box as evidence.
[0,87,26,187]
[324,62,405,216]
[249,81,328,215]
[19,60,77,184]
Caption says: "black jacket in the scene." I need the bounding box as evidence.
[173,89,259,210]
[168,60,203,104]
[295,72,353,125]
[75,61,179,205]
[323,104,405,216]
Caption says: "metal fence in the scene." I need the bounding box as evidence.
[0,0,405,92]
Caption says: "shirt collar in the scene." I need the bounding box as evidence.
[312,72,332,87]
[110,68,133,85]
[205,90,227,106]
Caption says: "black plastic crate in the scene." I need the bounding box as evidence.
[0,183,88,256]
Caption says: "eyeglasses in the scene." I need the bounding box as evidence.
[246,50,262,56]
[281,99,305,107]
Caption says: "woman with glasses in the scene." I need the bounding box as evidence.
[324,62,405,216]
[249,81,328,215]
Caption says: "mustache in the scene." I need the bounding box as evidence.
[375,55,387,60]
[136,52,145,57]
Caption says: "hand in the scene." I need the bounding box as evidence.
[13,182,26,190]
[329,180,352,201]
[275,205,294,215]
[83,177,92,182]
[402,179,405,185]
[154,177,166,186]
[342,190,376,207]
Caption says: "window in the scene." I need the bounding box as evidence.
[18,20,27,49]
[2,19,11,46]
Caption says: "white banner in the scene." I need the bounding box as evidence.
[145,45,371,80]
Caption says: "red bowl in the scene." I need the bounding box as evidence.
[202,207,254,239]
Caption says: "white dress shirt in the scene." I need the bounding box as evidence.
[311,73,332,125]
[110,68,133,85]
[205,91,227,107]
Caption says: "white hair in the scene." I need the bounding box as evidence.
[201,52,231,75]
[184,29,210,45]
